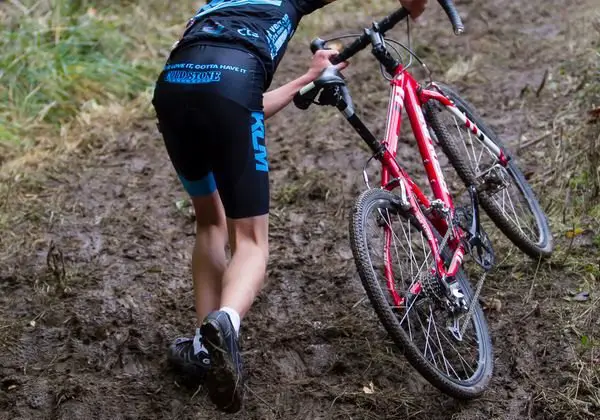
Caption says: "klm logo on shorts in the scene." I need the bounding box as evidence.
[251,112,268,172]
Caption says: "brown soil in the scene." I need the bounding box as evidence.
[1,1,598,419]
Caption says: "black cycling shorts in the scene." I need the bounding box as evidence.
[152,43,269,219]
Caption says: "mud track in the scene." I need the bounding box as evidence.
[1,0,598,419]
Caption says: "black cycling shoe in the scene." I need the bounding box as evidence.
[200,311,244,413]
[167,328,210,379]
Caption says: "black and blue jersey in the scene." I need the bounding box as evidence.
[175,0,328,88]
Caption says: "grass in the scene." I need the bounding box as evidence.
[0,0,193,164]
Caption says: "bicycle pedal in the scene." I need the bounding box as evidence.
[470,235,495,271]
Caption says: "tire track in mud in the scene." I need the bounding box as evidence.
[1,0,597,419]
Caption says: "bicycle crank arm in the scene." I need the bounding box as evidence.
[467,185,481,237]
[466,185,495,271]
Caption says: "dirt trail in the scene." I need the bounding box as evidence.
[1,0,598,419]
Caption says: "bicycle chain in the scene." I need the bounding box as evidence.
[437,216,453,255]
[434,213,487,339]
[430,212,487,339]
[459,270,486,338]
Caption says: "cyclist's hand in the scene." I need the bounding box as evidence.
[304,49,349,82]
[399,0,428,19]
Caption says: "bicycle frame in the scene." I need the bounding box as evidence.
[296,32,512,308]
[372,64,507,307]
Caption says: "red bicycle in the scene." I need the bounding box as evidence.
[294,0,553,399]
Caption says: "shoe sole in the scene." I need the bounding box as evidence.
[166,353,208,380]
[201,319,243,413]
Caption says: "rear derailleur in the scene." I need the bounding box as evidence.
[454,186,495,271]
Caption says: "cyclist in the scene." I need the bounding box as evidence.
[151,0,428,413]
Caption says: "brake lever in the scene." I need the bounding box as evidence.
[310,38,329,53]
[437,0,464,35]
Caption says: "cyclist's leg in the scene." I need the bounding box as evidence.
[211,104,270,323]
[152,53,231,376]
[155,107,227,327]
[221,214,269,318]
[198,57,268,412]
[190,190,227,325]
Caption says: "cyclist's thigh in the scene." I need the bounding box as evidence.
[152,47,223,199]
[195,47,268,219]
[212,96,269,220]
[227,215,269,257]
[154,106,217,199]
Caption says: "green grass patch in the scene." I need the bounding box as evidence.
[0,0,192,159]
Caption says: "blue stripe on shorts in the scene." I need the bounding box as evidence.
[178,172,217,197]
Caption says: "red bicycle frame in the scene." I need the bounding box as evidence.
[377,64,502,307]
[293,13,511,308]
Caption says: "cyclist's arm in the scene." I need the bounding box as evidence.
[263,49,347,119]
[263,75,314,120]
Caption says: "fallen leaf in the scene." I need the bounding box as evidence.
[565,228,585,239]
[362,382,375,394]
[175,199,190,211]
[564,291,590,302]
[572,291,590,302]
[481,297,502,312]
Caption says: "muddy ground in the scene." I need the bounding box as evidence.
[1,0,598,419]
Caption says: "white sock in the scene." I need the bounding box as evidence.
[220,306,241,336]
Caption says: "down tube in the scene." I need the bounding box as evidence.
[380,78,431,208]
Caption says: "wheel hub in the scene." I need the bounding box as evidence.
[477,164,510,195]
[421,272,446,301]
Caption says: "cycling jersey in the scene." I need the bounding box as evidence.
[175,0,328,88]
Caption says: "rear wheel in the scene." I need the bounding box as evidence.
[424,84,553,259]
[349,188,493,399]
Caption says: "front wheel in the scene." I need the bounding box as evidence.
[424,84,553,259]
[349,188,493,399]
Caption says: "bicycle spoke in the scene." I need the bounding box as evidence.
[430,316,463,379]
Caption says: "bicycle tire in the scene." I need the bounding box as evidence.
[423,84,553,259]
[349,188,493,399]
